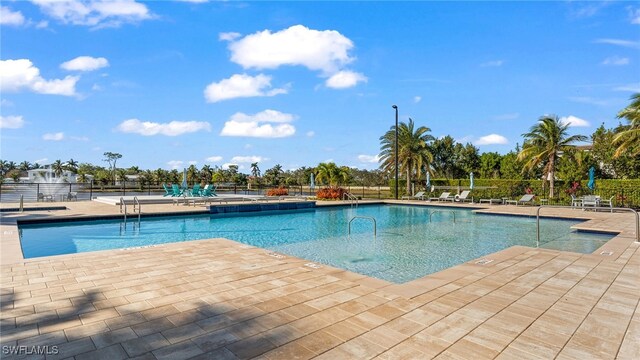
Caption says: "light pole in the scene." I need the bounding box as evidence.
[392,105,399,199]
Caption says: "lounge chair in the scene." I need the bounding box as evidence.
[456,190,473,203]
[599,196,614,212]
[188,184,202,197]
[162,183,172,197]
[505,194,535,206]
[429,192,451,202]
[582,195,599,210]
[479,198,503,205]
[170,184,184,197]
[66,192,78,201]
[37,192,53,202]
[570,194,582,208]
[201,184,217,197]
[402,191,426,200]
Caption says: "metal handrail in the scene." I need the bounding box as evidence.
[343,192,358,208]
[120,197,127,223]
[133,196,141,221]
[348,216,376,237]
[429,210,456,223]
[536,205,639,247]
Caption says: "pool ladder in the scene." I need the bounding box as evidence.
[348,216,376,237]
[343,192,358,209]
[120,196,141,230]
[429,210,456,223]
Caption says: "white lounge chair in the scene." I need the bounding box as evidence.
[429,192,451,202]
[599,196,614,212]
[582,195,599,210]
[479,198,502,205]
[505,194,535,206]
[570,194,582,208]
[402,191,426,200]
[456,190,473,203]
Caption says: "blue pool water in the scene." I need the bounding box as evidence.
[19,205,615,283]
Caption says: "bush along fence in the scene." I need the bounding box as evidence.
[1,179,639,208]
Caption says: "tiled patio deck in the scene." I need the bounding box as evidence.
[1,200,638,359]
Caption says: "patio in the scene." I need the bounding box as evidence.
[0,200,638,359]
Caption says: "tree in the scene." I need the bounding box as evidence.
[430,136,459,179]
[613,93,640,157]
[263,164,283,186]
[518,115,587,197]
[187,165,199,184]
[315,162,350,187]
[379,118,434,194]
[103,152,122,183]
[65,158,79,173]
[19,161,31,172]
[479,152,502,178]
[52,160,65,177]
[200,165,213,183]
[250,162,261,177]
[499,151,523,180]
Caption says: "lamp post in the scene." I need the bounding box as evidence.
[392,105,399,199]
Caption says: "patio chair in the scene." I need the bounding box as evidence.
[429,192,451,202]
[188,183,202,197]
[599,196,614,212]
[582,195,599,210]
[162,183,172,197]
[479,198,503,205]
[505,194,535,206]
[66,192,78,201]
[570,194,582,208]
[402,191,426,200]
[37,192,53,202]
[456,190,473,203]
[170,184,184,197]
[201,184,217,197]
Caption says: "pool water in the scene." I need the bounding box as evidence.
[19,205,615,283]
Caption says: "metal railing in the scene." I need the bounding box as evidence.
[429,210,456,224]
[343,192,358,208]
[119,197,127,223]
[348,216,377,237]
[536,205,639,247]
[133,196,141,222]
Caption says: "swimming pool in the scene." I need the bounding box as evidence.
[19,204,615,283]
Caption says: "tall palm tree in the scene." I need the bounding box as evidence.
[315,162,350,187]
[187,165,199,184]
[379,118,434,195]
[200,165,213,183]
[250,162,261,177]
[65,158,79,173]
[51,160,65,177]
[518,115,587,198]
[613,93,640,157]
[19,161,31,172]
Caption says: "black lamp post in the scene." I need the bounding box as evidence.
[392,105,399,199]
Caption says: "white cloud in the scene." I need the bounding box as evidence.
[0,115,25,129]
[0,6,25,26]
[475,134,508,145]
[221,109,296,138]
[188,160,198,165]
[204,73,287,103]
[116,119,211,136]
[629,7,640,24]
[357,154,380,163]
[0,99,14,107]
[613,83,640,92]
[36,20,48,28]
[222,163,242,170]
[227,24,355,74]
[413,96,422,103]
[34,158,48,164]
[205,156,222,162]
[594,38,640,49]
[42,132,65,141]
[69,135,89,141]
[219,32,241,41]
[230,156,267,163]
[167,160,183,169]
[568,96,612,106]
[0,59,79,96]
[602,56,629,66]
[480,60,504,67]
[61,56,109,71]
[31,0,152,28]
[560,115,590,127]
[325,70,367,89]
[306,131,315,137]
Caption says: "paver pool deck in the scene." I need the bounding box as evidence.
[0,199,638,359]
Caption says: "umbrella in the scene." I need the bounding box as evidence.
[469,172,474,190]
[587,166,595,191]
[426,172,431,188]
[310,173,315,190]
[181,168,187,189]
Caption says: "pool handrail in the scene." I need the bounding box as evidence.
[536,205,639,247]
[133,196,141,221]
[348,216,376,237]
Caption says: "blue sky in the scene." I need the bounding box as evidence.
[1,1,638,171]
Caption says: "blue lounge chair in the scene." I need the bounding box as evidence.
[162,183,172,197]
[188,184,202,197]
[171,184,184,197]
[201,184,217,197]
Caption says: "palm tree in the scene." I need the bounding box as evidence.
[379,118,434,195]
[52,160,65,177]
[200,165,213,183]
[250,162,261,177]
[315,162,350,187]
[65,158,79,173]
[518,115,587,198]
[187,165,199,184]
[19,161,31,172]
[613,93,640,157]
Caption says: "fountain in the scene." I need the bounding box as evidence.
[32,167,69,201]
